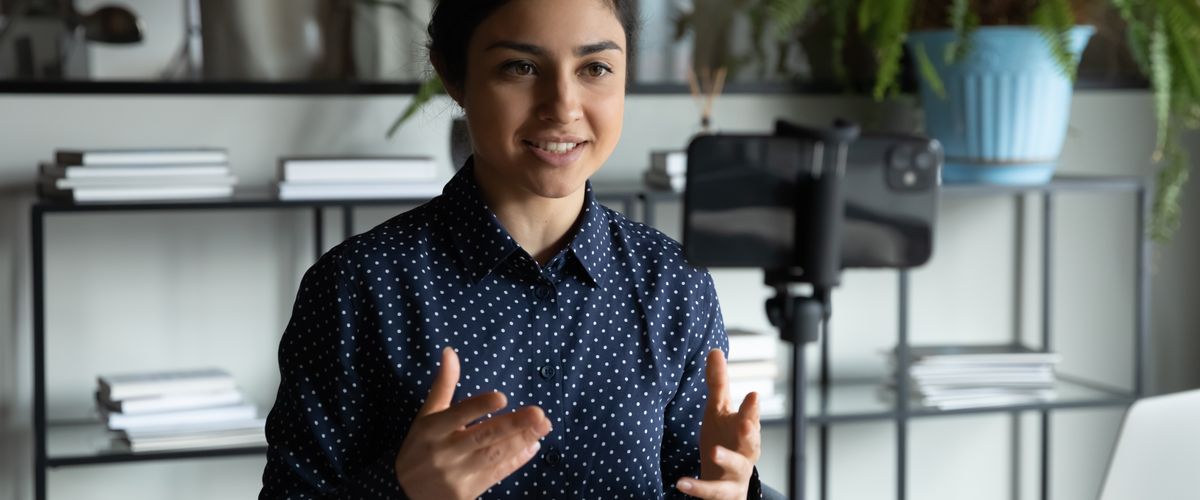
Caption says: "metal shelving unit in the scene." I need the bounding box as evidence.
[643,175,1152,500]
[28,187,639,500]
[30,176,1150,500]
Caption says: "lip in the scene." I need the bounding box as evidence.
[526,135,587,144]
[524,139,588,167]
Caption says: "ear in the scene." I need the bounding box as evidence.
[430,51,465,108]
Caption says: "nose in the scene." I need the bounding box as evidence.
[537,69,583,125]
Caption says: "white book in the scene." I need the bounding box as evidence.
[120,417,266,439]
[40,162,231,179]
[280,157,438,183]
[98,368,236,402]
[277,181,443,200]
[730,378,777,402]
[60,185,235,202]
[55,174,237,190]
[650,150,687,176]
[122,421,267,453]
[103,389,245,415]
[726,360,779,380]
[105,403,257,431]
[56,148,228,166]
[727,329,777,362]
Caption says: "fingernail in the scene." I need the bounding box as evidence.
[677,479,693,490]
[526,441,541,455]
[714,447,725,461]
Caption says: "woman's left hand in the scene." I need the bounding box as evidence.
[676,349,762,500]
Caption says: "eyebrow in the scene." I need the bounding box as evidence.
[485,40,624,57]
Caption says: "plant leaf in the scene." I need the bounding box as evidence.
[1152,133,1189,242]
[1031,0,1078,81]
[944,0,979,64]
[386,76,445,138]
[1150,16,1171,157]
[913,42,946,99]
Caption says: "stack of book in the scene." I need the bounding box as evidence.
[276,156,443,200]
[892,344,1061,410]
[643,150,686,192]
[39,148,236,202]
[96,368,265,453]
[728,328,786,418]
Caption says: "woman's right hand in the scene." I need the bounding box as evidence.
[394,347,552,500]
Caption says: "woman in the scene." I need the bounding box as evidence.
[259,0,761,498]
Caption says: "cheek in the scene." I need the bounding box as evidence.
[590,94,624,147]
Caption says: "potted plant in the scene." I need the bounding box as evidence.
[842,0,1200,240]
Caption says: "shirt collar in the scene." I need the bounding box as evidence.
[438,157,613,287]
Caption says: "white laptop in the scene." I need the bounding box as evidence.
[1098,389,1200,500]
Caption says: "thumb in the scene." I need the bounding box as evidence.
[704,349,729,408]
[417,346,459,417]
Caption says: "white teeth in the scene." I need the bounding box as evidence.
[535,141,578,153]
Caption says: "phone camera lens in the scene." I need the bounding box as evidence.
[889,145,914,170]
[914,150,936,171]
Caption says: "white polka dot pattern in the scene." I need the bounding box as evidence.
[259,159,749,499]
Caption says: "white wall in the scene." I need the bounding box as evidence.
[2,1,1199,499]
[2,89,1197,500]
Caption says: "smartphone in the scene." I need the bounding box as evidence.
[682,127,941,269]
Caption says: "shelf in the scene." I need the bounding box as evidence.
[0,76,1147,96]
[0,80,826,96]
[42,375,1131,468]
[45,420,265,467]
[32,186,643,214]
[758,375,1134,427]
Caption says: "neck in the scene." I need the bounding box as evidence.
[473,169,586,266]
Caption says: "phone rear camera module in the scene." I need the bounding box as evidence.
[888,145,913,170]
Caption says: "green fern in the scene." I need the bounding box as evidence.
[1152,134,1189,241]
[913,43,947,99]
[1031,0,1078,81]
[944,0,979,64]
[1160,0,1200,102]
[767,0,813,38]
[1149,17,1172,158]
[387,76,445,138]
[1111,0,1153,74]
[860,0,914,100]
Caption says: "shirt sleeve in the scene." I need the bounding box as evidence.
[259,253,408,499]
[659,273,763,499]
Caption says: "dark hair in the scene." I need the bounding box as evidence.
[427,0,639,90]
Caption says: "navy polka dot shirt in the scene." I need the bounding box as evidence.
[260,159,761,499]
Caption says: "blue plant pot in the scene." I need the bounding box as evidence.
[906,27,1094,184]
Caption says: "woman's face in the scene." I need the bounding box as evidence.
[452,0,626,200]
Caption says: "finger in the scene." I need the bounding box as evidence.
[465,427,545,487]
[676,476,742,499]
[737,391,760,424]
[449,405,551,452]
[712,445,755,478]
[430,391,509,434]
[705,349,730,408]
[417,347,460,417]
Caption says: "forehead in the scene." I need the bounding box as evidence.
[470,0,626,52]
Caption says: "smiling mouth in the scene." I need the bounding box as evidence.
[525,140,587,154]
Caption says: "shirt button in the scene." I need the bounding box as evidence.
[539,364,557,379]
[543,446,562,466]
[534,284,553,299]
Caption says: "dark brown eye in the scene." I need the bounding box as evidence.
[586,63,612,78]
[504,61,536,76]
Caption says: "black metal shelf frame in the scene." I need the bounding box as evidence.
[639,175,1151,500]
[30,176,1150,500]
